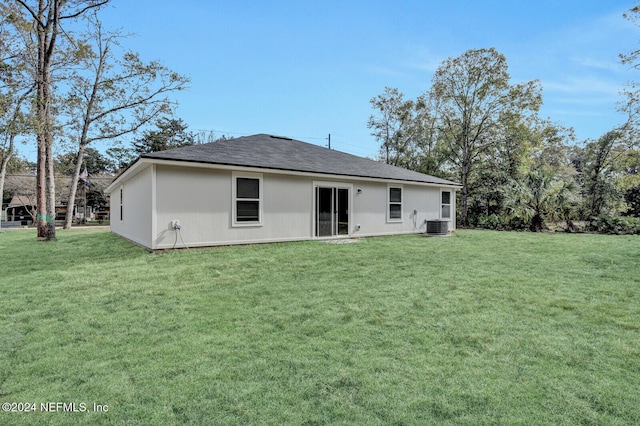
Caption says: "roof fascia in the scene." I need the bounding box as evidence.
[142,158,463,189]
[104,158,154,193]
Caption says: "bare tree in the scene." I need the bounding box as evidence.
[12,0,109,240]
[0,88,33,225]
[1,5,34,228]
[62,13,188,229]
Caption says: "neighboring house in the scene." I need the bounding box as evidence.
[105,134,462,249]
[1,173,114,224]
[2,195,36,227]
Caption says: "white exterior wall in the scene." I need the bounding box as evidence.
[153,166,313,249]
[109,166,153,248]
[109,162,457,249]
[151,166,455,249]
[350,181,452,237]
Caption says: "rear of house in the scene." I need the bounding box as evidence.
[106,134,460,249]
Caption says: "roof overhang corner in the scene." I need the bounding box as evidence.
[104,157,153,193]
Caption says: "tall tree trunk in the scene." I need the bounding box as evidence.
[460,172,469,227]
[36,142,48,237]
[19,0,110,239]
[64,37,104,230]
[63,145,86,229]
[459,148,471,227]
[44,56,56,239]
[45,131,56,238]
[36,18,48,238]
[34,0,58,240]
[0,152,11,228]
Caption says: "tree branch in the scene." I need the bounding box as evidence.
[15,0,44,28]
[60,0,111,20]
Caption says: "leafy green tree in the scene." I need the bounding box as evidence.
[468,119,577,228]
[626,184,640,217]
[5,155,35,173]
[368,87,420,167]
[429,48,542,226]
[503,169,579,232]
[368,88,444,176]
[613,4,640,217]
[582,131,625,219]
[56,147,114,175]
[529,122,576,174]
[105,144,136,171]
[467,115,539,221]
[132,117,195,154]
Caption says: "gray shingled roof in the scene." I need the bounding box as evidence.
[142,134,460,186]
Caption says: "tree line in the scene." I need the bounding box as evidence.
[1,116,203,224]
[0,0,189,238]
[369,40,640,234]
[3,2,640,239]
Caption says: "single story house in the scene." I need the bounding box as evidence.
[2,195,35,227]
[105,134,462,249]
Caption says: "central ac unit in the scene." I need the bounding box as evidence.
[425,220,448,236]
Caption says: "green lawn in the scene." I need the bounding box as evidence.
[1,229,639,425]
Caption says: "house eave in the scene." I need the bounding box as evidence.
[106,157,462,191]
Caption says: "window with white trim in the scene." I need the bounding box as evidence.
[441,190,451,219]
[232,172,262,226]
[388,185,403,222]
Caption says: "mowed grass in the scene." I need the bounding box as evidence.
[0,229,639,425]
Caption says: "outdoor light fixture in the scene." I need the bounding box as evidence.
[357,188,363,194]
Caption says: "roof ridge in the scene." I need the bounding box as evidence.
[138,134,461,187]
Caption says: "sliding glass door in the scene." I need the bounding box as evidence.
[315,186,349,237]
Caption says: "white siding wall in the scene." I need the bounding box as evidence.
[154,166,313,248]
[114,163,456,249]
[151,165,453,248]
[110,166,153,248]
[350,182,447,237]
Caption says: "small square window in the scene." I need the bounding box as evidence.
[442,191,451,205]
[237,178,259,199]
[236,200,260,222]
[390,187,402,203]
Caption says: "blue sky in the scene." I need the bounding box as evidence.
[70,1,640,159]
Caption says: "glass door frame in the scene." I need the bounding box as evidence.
[312,181,353,238]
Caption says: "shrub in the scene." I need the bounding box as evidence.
[588,215,640,235]
[625,185,640,218]
[468,214,527,231]
[474,214,505,230]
